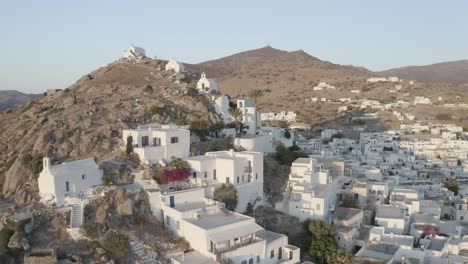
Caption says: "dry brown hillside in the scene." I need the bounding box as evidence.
[0,58,220,203]
[188,46,468,125]
[377,60,468,84]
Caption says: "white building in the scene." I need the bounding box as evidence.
[148,188,300,264]
[278,158,337,222]
[413,96,432,105]
[321,129,340,140]
[184,150,264,212]
[38,157,103,206]
[237,97,260,136]
[197,72,218,94]
[333,207,364,252]
[122,125,190,166]
[122,44,146,61]
[165,58,185,73]
[375,205,408,235]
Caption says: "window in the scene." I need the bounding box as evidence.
[81,174,86,180]
[171,137,179,144]
[460,205,463,210]
[192,171,197,178]
[249,258,254,264]
[153,137,161,146]
[237,176,240,183]
[204,172,207,178]
[166,216,170,226]
[257,256,260,263]
[213,169,217,180]
[226,178,230,184]
[270,250,274,258]
[316,204,321,210]
[142,136,149,147]
[65,181,70,192]
[242,175,245,182]
[461,216,464,221]
[256,173,258,180]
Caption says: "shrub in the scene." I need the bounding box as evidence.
[144,85,154,93]
[436,113,452,120]
[169,158,191,170]
[80,221,103,240]
[149,105,165,116]
[100,230,130,257]
[214,184,238,211]
[163,168,190,183]
[22,153,43,175]
[103,176,112,185]
[275,143,308,165]
[175,119,186,126]
[186,88,198,97]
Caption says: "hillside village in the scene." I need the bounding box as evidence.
[0,44,468,264]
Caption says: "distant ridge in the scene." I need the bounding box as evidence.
[377,60,468,84]
[0,90,41,111]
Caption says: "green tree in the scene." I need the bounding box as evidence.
[229,108,244,137]
[126,136,133,155]
[446,177,459,195]
[308,220,348,264]
[213,184,238,211]
[274,142,308,165]
[190,119,210,140]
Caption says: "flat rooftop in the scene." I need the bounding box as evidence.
[185,209,252,230]
[334,207,362,221]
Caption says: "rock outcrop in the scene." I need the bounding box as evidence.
[0,58,220,203]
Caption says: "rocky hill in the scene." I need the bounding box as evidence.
[377,60,468,84]
[0,90,41,111]
[0,58,220,203]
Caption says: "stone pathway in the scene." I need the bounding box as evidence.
[130,240,159,264]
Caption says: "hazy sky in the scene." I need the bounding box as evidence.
[1,0,467,93]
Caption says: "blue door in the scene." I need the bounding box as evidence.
[170,196,175,208]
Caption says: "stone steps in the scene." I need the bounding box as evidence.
[130,240,158,264]
[70,204,83,228]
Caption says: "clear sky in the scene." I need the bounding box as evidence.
[1,0,467,93]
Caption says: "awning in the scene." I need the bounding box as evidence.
[208,223,263,243]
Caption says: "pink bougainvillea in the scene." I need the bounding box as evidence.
[163,168,190,183]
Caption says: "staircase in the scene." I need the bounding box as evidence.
[70,203,83,228]
[131,240,158,264]
[459,248,468,256]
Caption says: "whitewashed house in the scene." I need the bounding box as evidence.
[333,207,364,252]
[147,188,300,264]
[184,150,264,212]
[122,125,190,166]
[321,129,340,140]
[375,205,408,235]
[122,44,145,60]
[278,158,338,222]
[237,97,260,136]
[197,73,218,94]
[165,58,185,73]
[38,157,103,206]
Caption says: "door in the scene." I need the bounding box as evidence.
[169,196,175,208]
[65,181,70,192]
[278,247,282,259]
